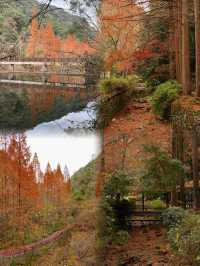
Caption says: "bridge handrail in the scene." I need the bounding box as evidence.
[132,210,163,217]
[0,56,93,63]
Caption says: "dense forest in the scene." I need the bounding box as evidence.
[1,0,200,266]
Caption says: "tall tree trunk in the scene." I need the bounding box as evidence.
[171,123,178,205]
[194,0,200,96]
[175,0,182,83]
[192,130,200,209]
[181,0,191,94]
[174,0,179,80]
[178,127,185,208]
[169,0,176,79]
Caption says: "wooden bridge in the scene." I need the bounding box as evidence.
[130,210,162,226]
[0,56,101,89]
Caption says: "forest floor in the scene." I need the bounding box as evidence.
[103,98,174,265]
[105,225,173,266]
[103,97,170,180]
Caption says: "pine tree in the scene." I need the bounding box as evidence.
[7,133,31,209]
[32,152,43,183]
[43,162,55,203]
[63,164,70,182]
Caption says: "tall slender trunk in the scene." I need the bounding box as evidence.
[169,0,175,79]
[178,127,185,208]
[171,123,178,205]
[194,0,200,96]
[181,0,191,94]
[192,130,200,209]
[174,3,179,80]
[175,0,182,83]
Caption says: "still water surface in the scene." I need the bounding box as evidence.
[26,102,100,175]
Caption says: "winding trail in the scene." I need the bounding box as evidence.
[106,226,172,266]
[0,227,70,258]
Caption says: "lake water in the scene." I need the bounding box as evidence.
[0,70,99,176]
[26,102,101,176]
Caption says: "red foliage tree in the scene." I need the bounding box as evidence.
[97,0,143,72]
[26,9,94,58]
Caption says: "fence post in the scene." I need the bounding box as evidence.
[142,192,145,211]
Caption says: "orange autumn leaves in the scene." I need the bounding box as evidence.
[98,0,143,72]
[0,133,71,215]
[27,3,144,71]
[26,10,94,58]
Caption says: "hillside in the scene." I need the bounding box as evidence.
[0,0,92,57]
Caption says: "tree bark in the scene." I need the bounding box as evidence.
[192,130,200,209]
[194,0,200,96]
[181,0,191,94]
[169,0,176,79]
[171,123,178,205]
[175,0,182,83]
[178,127,185,208]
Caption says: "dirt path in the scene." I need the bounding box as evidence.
[103,99,170,174]
[106,226,172,266]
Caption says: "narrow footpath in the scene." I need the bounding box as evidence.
[106,226,174,266]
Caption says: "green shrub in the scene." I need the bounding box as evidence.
[141,145,186,193]
[162,207,186,230]
[149,198,166,210]
[168,213,200,265]
[114,230,129,245]
[98,75,141,127]
[97,171,133,252]
[98,75,139,96]
[72,190,84,201]
[150,80,182,119]
[97,198,116,252]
